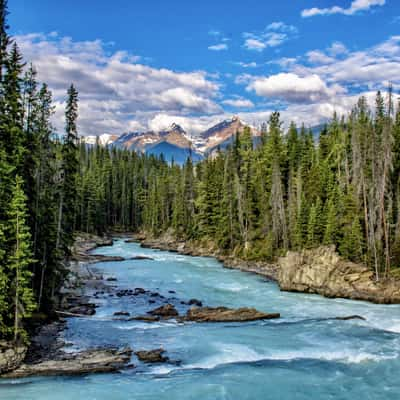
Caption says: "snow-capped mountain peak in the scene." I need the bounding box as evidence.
[82,117,259,162]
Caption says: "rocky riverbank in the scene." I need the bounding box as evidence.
[136,232,279,281]
[1,233,133,378]
[134,231,400,304]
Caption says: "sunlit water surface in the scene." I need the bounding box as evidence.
[2,239,400,399]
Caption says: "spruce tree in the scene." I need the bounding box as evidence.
[0,223,8,336]
[57,84,79,253]
[7,176,35,342]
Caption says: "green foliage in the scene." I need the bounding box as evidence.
[7,176,36,342]
[1,0,400,344]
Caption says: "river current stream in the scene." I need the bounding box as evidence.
[2,238,400,399]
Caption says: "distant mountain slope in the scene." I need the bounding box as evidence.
[82,117,260,162]
[200,116,259,153]
[146,141,202,164]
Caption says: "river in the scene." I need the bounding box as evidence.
[2,238,400,399]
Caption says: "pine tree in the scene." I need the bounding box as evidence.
[0,223,8,336]
[323,197,338,246]
[306,198,322,248]
[7,176,35,342]
[3,43,24,171]
[57,85,79,253]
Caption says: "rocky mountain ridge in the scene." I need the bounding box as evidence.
[82,117,259,162]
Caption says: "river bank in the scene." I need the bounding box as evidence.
[134,231,400,304]
[0,233,133,378]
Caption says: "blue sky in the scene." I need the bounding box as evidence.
[10,0,400,135]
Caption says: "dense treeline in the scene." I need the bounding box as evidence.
[1,0,400,345]
[0,1,79,342]
[77,89,400,284]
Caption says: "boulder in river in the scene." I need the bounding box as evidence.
[2,347,133,378]
[134,288,146,295]
[188,298,203,307]
[148,304,179,318]
[114,311,131,317]
[134,348,169,363]
[68,303,97,316]
[129,256,154,260]
[183,307,280,322]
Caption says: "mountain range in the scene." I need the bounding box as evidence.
[83,117,260,163]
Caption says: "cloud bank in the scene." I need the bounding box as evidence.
[14,30,400,136]
[16,33,221,135]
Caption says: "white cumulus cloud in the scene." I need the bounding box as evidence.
[244,38,267,51]
[222,98,255,108]
[208,43,228,51]
[302,0,385,17]
[243,21,297,52]
[246,73,342,103]
[16,32,221,135]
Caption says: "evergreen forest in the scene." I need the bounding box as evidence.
[1,0,400,343]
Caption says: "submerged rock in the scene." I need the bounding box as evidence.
[2,347,133,378]
[334,315,366,321]
[129,315,160,322]
[68,304,96,316]
[183,307,280,322]
[148,304,179,318]
[129,256,154,260]
[134,348,168,363]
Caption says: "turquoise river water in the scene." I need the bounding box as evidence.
[2,238,400,399]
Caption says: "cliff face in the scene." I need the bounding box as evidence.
[278,246,400,304]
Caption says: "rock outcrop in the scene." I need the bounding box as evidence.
[182,307,280,322]
[0,343,27,374]
[2,347,133,378]
[278,246,400,304]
